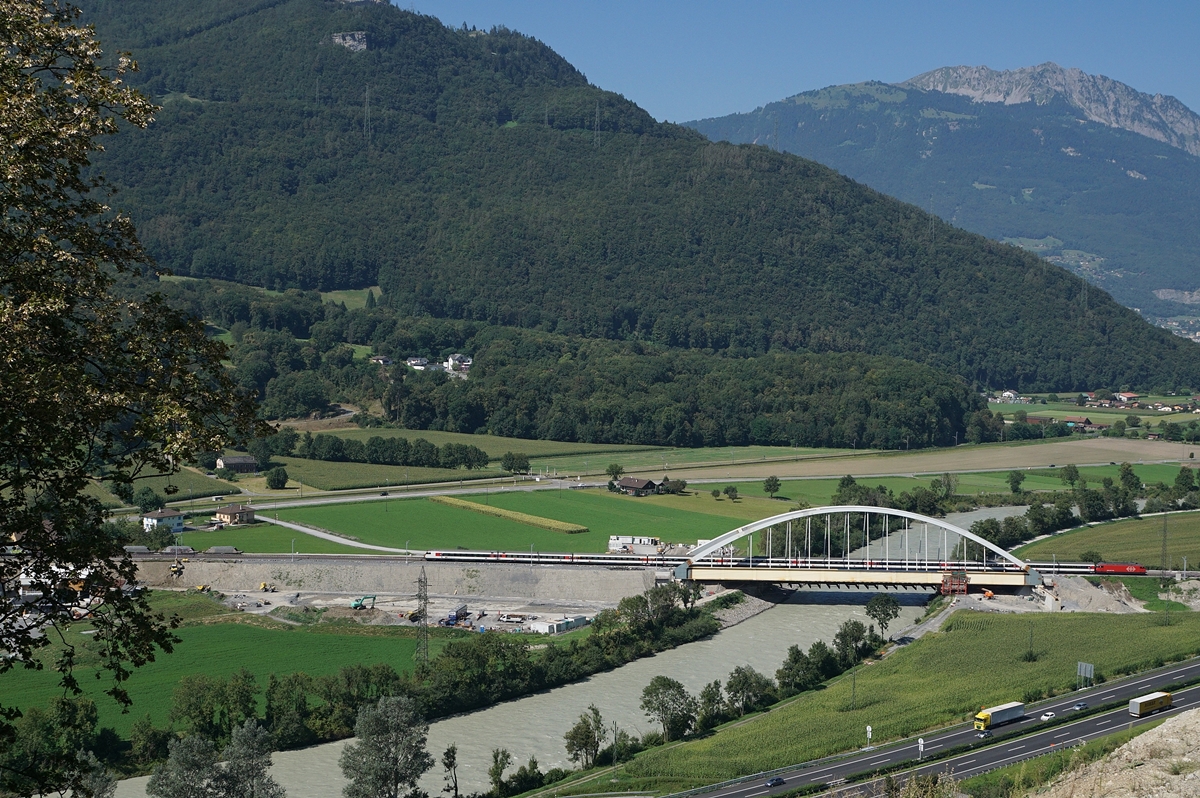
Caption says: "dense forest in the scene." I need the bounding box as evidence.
[83,0,1200,392]
[687,81,1200,316]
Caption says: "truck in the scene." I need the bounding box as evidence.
[974,701,1025,730]
[1129,691,1172,717]
[448,604,469,622]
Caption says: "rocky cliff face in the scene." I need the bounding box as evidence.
[903,63,1200,156]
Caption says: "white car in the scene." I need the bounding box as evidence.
[1040,711,1056,721]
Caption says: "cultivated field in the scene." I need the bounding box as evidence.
[173,523,366,555]
[270,456,494,491]
[587,610,1200,792]
[1016,511,1200,570]
[97,466,238,504]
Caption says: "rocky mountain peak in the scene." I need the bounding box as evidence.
[902,62,1200,156]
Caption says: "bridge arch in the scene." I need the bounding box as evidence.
[686,505,1029,571]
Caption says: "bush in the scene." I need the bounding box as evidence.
[214,467,239,482]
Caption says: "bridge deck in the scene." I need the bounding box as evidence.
[685,566,1041,587]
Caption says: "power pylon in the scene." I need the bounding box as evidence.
[414,565,429,664]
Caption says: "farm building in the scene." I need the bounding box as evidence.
[216,455,257,473]
[616,477,658,496]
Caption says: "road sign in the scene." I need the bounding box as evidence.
[866,725,872,742]
[1077,662,1094,678]
[918,738,924,760]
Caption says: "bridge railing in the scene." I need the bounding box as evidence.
[689,556,1029,573]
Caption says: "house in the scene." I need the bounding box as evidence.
[445,353,473,373]
[143,508,184,535]
[214,504,256,525]
[1062,416,1093,426]
[215,455,257,473]
[405,357,428,370]
[616,477,658,497]
[369,355,393,366]
[1116,392,1140,403]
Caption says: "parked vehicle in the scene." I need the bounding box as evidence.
[974,701,1025,730]
[1129,692,1172,717]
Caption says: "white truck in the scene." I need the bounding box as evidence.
[973,701,1025,730]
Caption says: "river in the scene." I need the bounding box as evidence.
[115,588,928,797]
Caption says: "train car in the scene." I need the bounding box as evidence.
[1094,562,1148,575]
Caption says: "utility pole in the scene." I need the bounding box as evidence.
[414,566,429,665]
[1161,515,1170,587]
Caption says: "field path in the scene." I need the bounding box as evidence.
[257,516,410,553]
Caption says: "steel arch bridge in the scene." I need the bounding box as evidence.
[674,505,1042,589]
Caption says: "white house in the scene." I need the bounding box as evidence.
[143,508,184,535]
[405,357,428,370]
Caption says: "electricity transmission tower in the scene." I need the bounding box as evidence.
[414,566,429,664]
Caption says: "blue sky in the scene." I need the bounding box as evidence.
[408,1,1200,123]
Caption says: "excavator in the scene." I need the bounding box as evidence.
[260,582,277,592]
[350,595,376,610]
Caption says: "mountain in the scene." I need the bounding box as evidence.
[904,63,1200,156]
[686,64,1200,317]
[81,3,1200,392]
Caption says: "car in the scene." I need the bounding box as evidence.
[1071,702,1088,711]
[764,777,786,788]
[975,730,992,739]
[380,491,389,496]
[1040,711,1056,721]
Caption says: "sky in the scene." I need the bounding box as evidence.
[406,0,1200,123]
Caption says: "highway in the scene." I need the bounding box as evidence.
[692,656,1200,798]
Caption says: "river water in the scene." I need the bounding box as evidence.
[115,588,927,798]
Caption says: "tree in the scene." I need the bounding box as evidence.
[833,619,869,666]
[711,489,720,499]
[488,749,512,797]
[1175,466,1195,496]
[71,750,115,798]
[441,744,459,798]
[147,735,219,798]
[1060,464,1080,488]
[605,463,624,481]
[865,593,901,638]
[724,666,774,716]
[265,467,289,490]
[0,2,262,773]
[639,676,697,741]
[339,696,434,798]
[1119,462,1141,493]
[563,705,607,769]
[1080,550,1103,564]
[130,714,172,766]
[134,486,167,513]
[1006,470,1026,494]
[696,680,726,731]
[213,720,286,798]
[723,485,739,501]
[1126,415,1141,428]
[763,475,781,499]
[500,452,530,474]
[247,438,274,471]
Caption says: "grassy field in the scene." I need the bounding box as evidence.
[172,523,367,555]
[0,592,432,737]
[275,497,609,552]
[92,467,239,505]
[720,463,1186,505]
[297,427,662,462]
[1015,511,1200,570]
[569,610,1200,792]
[1102,576,1192,613]
[531,445,853,476]
[321,287,380,310]
[270,456,495,491]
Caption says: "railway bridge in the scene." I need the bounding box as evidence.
[674,506,1043,590]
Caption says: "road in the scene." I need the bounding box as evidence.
[693,656,1200,798]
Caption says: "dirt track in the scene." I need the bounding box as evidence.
[633,437,1193,481]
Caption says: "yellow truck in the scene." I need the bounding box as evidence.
[974,701,1025,730]
[1128,692,1171,717]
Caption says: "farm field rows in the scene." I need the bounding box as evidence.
[270,456,495,491]
[527,445,855,476]
[1015,511,1200,570]
[577,610,1200,793]
[0,592,432,737]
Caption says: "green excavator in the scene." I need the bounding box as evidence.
[350,595,376,610]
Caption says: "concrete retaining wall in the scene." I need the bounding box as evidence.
[136,559,656,603]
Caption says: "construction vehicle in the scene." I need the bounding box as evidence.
[974,701,1025,730]
[169,559,185,578]
[194,585,210,593]
[350,595,376,610]
[406,609,423,622]
[260,582,277,592]
[982,590,995,599]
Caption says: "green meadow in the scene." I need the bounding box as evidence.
[1015,511,1200,571]
[173,523,366,555]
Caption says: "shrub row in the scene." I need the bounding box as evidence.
[429,495,588,534]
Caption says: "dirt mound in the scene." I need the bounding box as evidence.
[1047,575,1146,613]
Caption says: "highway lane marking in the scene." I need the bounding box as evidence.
[745,791,768,797]
[1008,745,1026,752]
[1054,732,1070,738]
[866,757,891,766]
[809,773,833,781]
[959,759,976,766]
[1096,719,1111,726]
[1101,693,1115,699]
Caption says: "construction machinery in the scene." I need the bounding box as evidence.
[350,595,376,610]
[260,582,277,592]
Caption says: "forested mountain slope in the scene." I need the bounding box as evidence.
[84,1,1200,391]
[686,69,1200,316]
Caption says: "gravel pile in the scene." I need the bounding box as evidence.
[711,592,777,628]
